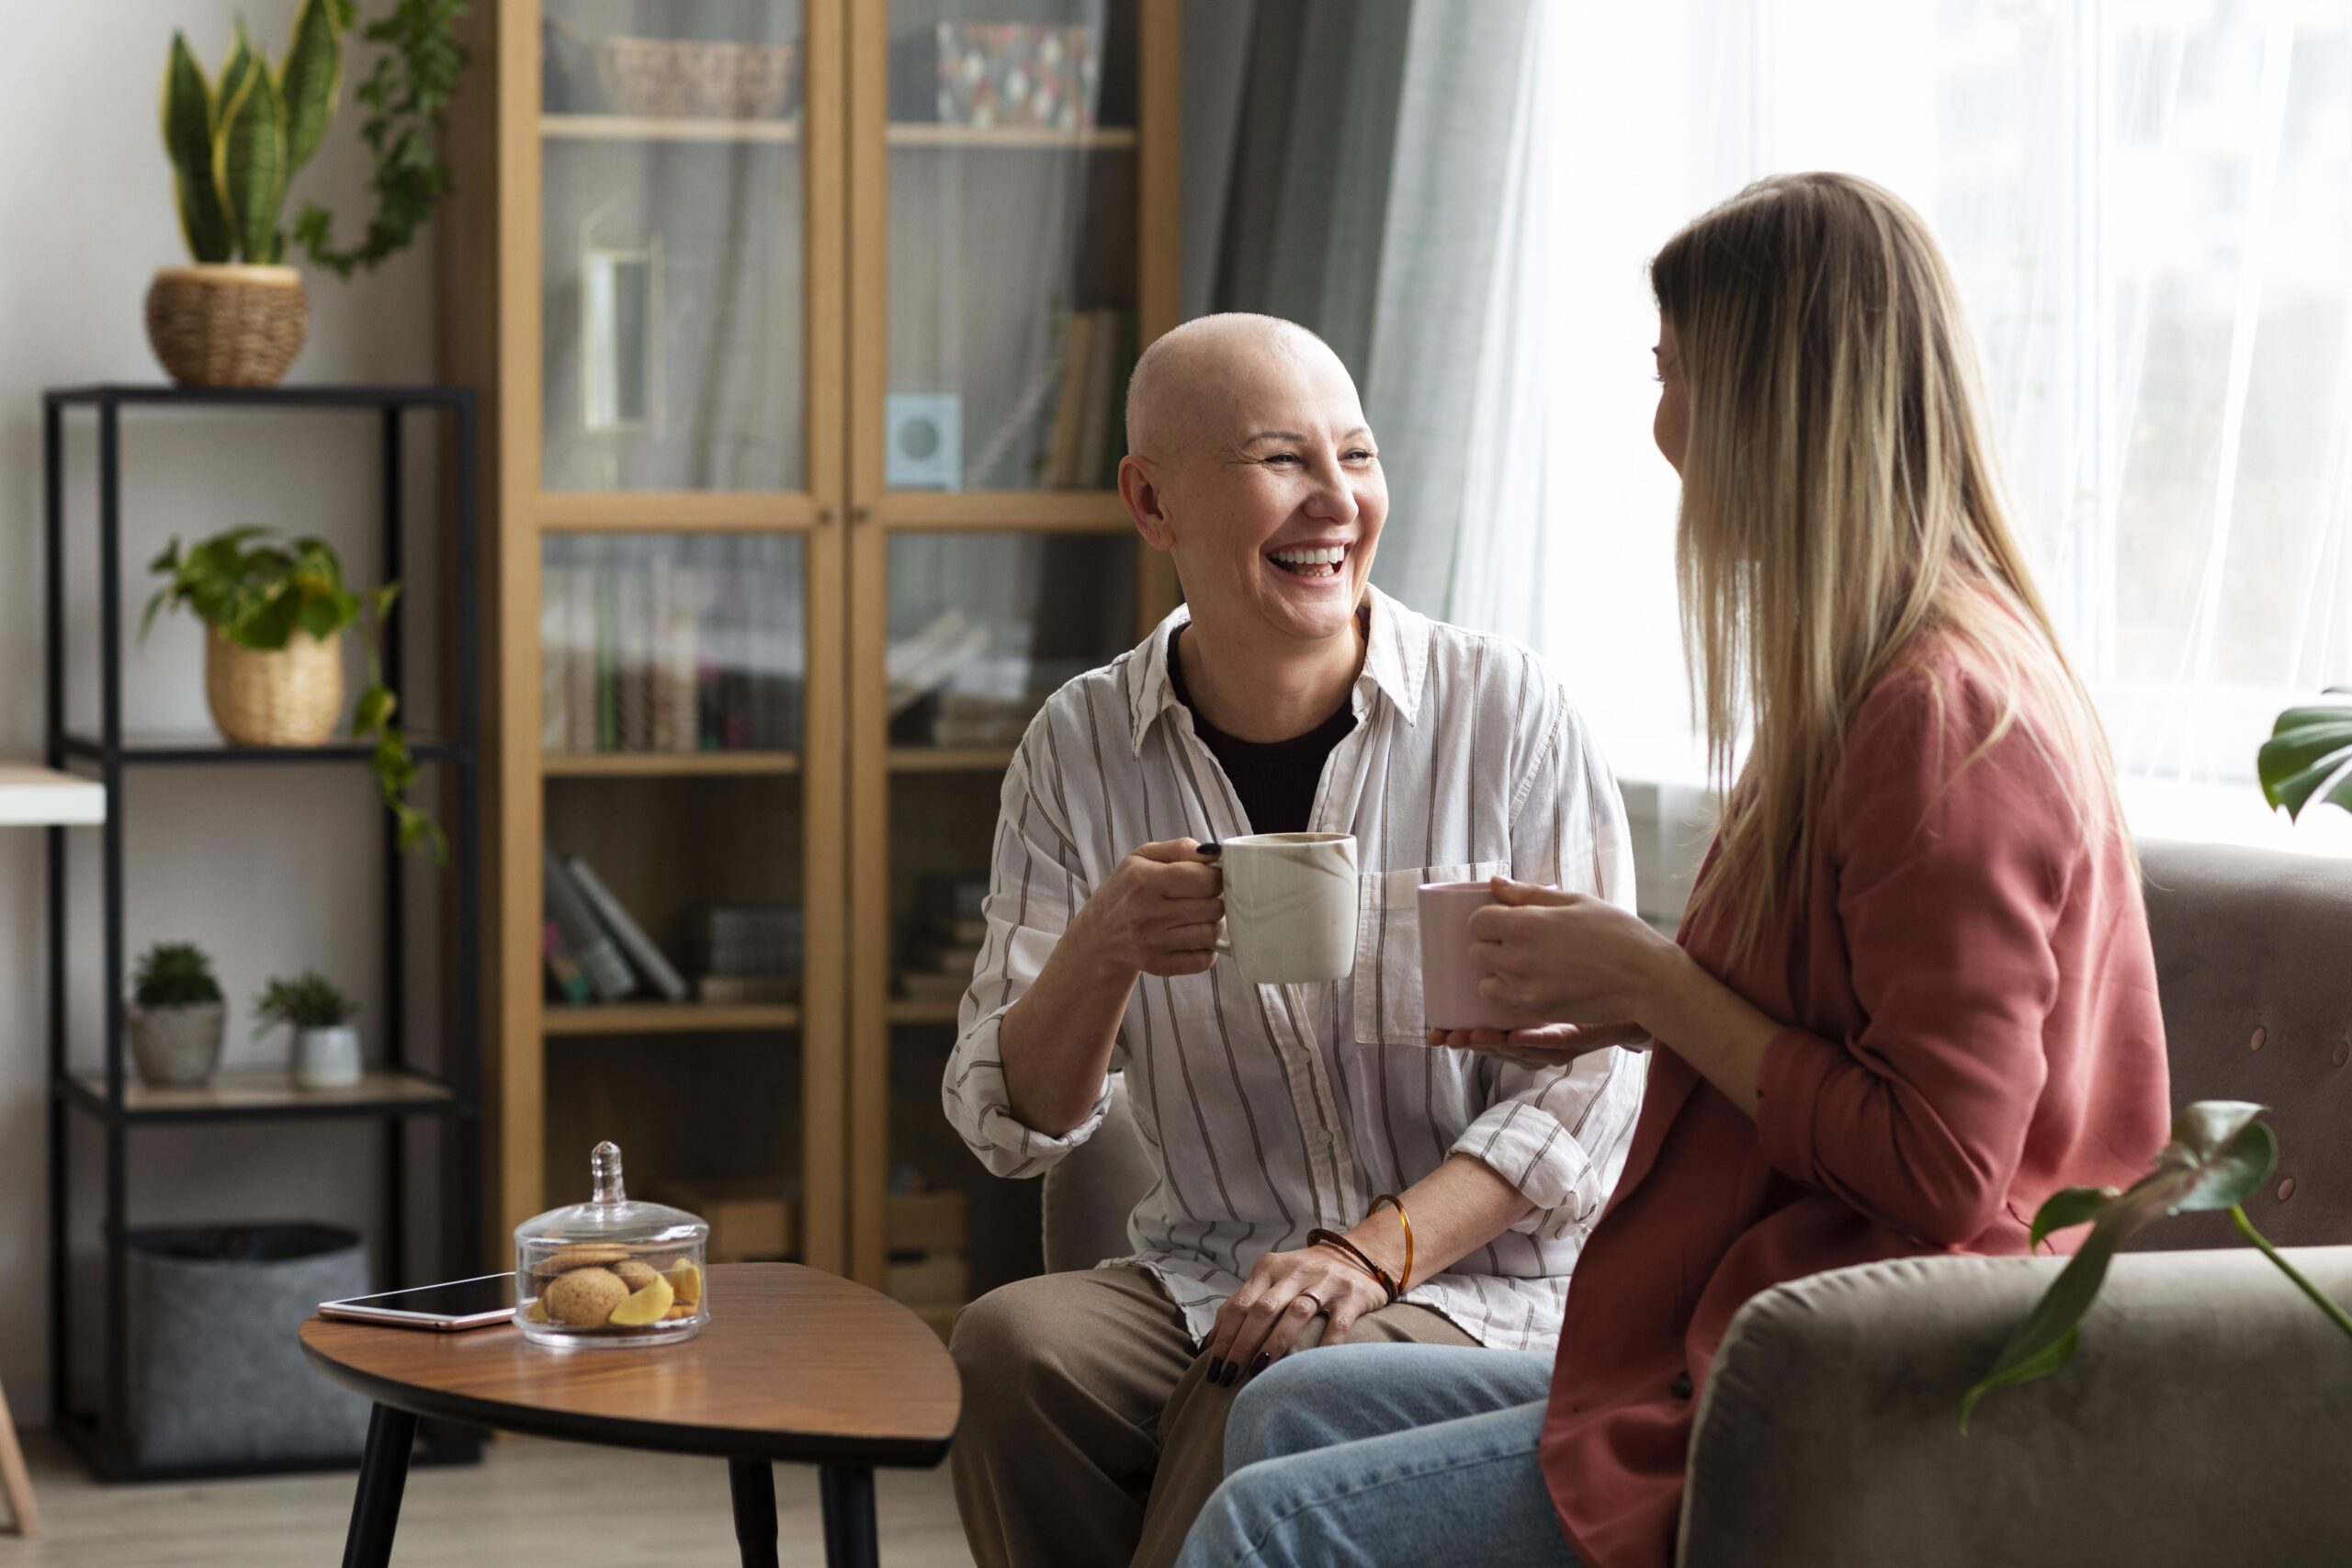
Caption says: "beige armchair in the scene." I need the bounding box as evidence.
[1039,840,2352,1565]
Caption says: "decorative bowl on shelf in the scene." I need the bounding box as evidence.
[594,37,799,120]
[515,1141,708,1348]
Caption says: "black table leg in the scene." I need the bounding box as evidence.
[729,1457,779,1568]
[340,1404,417,1568]
[820,1464,878,1568]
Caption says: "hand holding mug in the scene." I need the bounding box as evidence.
[1420,878,1671,1060]
[1073,839,1225,979]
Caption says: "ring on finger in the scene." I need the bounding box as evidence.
[1295,1292,1322,1315]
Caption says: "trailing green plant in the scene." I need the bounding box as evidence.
[161,0,469,275]
[254,971,360,1032]
[134,942,224,1010]
[1961,1101,2352,1430]
[143,526,445,862]
[2259,689,2352,821]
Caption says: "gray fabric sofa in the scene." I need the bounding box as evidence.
[1038,840,2352,1565]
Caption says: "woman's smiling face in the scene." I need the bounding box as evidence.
[1150,333,1388,649]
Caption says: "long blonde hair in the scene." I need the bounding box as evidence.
[1654,172,2125,964]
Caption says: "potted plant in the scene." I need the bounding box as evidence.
[151,0,469,387]
[128,942,227,1087]
[144,525,444,861]
[254,971,364,1089]
[2258,690,2352,822]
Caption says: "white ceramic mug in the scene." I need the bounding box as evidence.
[1214,832,1359,984]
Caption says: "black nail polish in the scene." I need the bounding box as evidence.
[1250,1352,1272,1377]
[1198,841,1221,857]
[1220,1361,1239,1387]
[1206,1359,1225,1382]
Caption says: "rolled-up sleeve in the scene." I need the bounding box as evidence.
[940,743,1114,1179]
[1453,683,1646,1227]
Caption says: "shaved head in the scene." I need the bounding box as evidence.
[1125,312,1348,460]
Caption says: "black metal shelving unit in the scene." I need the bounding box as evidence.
[40,384,484,1483]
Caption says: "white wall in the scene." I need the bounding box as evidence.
[0,2,444,1426]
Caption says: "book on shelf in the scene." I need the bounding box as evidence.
[686,904,804,977]
[1044,307,1137,489]
[542,847,636,1002]
[565,853,690,1002]
[543,919,590,1005]
[542,537,804,759]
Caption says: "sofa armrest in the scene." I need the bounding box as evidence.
[1039,1073,1154,1273]
[1679,1247,2352,1568]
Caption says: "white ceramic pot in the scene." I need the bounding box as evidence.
[289,1024,363,1089]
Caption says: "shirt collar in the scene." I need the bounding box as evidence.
[1125,583,1430,757]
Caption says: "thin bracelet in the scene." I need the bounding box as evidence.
[1306,1227,1398,1304]
[1368,1193,1415,1294]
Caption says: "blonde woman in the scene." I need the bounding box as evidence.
[1174,173,2173,1568]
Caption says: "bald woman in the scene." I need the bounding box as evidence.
[940,314,1645,1568]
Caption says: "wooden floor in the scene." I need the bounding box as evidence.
[4,1429,978,1566]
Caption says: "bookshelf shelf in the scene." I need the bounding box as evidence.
[885,123,1137,151]
[543,113,801,143]
[544,1003,802,1037]
[543,750,801,778]
[64,1067,457,1124]
[888,748,1016,775]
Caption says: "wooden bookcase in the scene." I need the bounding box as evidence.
[442,0,1182,1325]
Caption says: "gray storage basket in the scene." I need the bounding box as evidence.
[125,1222,373,1467]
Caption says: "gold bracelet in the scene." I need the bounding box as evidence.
[1368,1193,1415,1294]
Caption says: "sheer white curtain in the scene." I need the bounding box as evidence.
[1423,0,2352,858]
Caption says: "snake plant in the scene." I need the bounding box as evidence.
[161,0,467,275]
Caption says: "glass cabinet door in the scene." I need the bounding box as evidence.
[540,0,810,492]
[848,0,1162,1317]
[881,0,1138,495]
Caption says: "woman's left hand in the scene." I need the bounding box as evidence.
[1198,1242,1392,1387]
[1464,877,1679,1029]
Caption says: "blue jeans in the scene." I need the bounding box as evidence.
[1173,1343,1583,1568]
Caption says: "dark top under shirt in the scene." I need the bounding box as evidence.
[1167,625,1359,835]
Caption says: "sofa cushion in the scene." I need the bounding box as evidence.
[2137,839,2352,1250]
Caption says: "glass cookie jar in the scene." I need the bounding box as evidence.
[515,1141,708,1348]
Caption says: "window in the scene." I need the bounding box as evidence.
[1436,0,2352,855]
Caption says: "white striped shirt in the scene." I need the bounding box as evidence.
[941,587,1645,1350]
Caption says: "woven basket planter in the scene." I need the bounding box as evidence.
[145,265,309,389]
[206,626,343,747]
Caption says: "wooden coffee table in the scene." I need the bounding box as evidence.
[300,1263,960,1568]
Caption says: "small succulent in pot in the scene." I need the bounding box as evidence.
[255,971,365,1089]
[129,942,227,1088]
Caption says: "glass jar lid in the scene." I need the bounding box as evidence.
[515,1141,707,1249]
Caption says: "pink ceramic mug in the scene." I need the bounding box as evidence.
[1417,881,1542,1033]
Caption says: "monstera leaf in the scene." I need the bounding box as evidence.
[1961,1102,2352,1430]
[2260,690,2352,821]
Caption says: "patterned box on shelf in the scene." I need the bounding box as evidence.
[934,24,1100,130]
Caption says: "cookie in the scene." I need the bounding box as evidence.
[662,1303,695,1320]
[668,1259,703,1307]
[613,1258,662,1292]
[544,1265,630,1326]
[539,1243,631,1276]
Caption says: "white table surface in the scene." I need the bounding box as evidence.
[0,762,105,826]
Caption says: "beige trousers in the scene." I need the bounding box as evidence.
[947,1265,1477,1568]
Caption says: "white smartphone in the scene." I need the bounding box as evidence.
[318,1272,517,1331]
